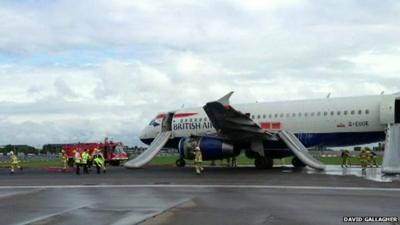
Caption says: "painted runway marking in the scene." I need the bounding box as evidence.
[14,203,92,225]
[0,184,399,192]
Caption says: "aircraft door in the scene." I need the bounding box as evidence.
[380,96,396,124]
[162,112,174,132]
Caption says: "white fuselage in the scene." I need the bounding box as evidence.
[140,94,399,147]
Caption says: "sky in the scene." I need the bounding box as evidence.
[0,0,400,147]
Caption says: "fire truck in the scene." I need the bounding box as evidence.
[62,139,128,167]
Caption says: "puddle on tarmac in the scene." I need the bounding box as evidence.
[304,165,400,182]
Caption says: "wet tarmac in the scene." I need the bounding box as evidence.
[0,165,399,225]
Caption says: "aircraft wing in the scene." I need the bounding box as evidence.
[203,92,325,170]
[203,92,277,140]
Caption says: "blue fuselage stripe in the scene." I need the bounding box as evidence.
[141,131,385,149]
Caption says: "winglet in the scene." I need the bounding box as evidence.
[217,91,234,105]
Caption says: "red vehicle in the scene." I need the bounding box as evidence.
[62,140,128,166]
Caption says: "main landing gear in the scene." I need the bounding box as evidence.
[254,156,273,169]
[176,158,186,167]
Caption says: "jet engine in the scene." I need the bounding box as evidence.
[178,137,235,160]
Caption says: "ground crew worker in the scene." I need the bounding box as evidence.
[359,148,369,171]
[93,149,106,174]
[74,149,82,175]
[81,149,90,174]
[87,148,96,170]
[60,149,68,172]
[194,146,204,175]
[9,151,22,174]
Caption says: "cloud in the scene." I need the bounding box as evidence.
[0,0,400,146]
[342,50,400,77]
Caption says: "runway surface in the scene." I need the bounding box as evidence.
[0,165,399,225]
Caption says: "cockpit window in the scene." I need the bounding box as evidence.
[149,119,160,127]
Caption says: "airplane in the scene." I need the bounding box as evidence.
[125,92,400,169]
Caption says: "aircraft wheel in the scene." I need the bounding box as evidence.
[176,158,186,167]
[292,157,306,168]
[254,157,273,169]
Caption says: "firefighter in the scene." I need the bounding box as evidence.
[359,148,369,171]
[369,151,378,167]
[194,146,204,175]
[81,149,90,174]
[93,149,106,174]
[60,149,68,172]
[341,150,351,168]
[9,151,22,174]
[74,149,82,175]
[346,150,352,167]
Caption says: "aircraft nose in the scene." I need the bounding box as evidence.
[139,126,152,145]
[139,127,147,141]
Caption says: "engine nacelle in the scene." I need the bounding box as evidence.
[178,137,235,160]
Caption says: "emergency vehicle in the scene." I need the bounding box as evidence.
[62,140,128,167]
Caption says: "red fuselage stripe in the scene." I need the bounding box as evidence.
[173,113,198,118]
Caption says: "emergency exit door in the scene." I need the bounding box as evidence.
[162,112,174,132]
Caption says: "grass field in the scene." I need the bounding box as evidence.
[0,155,383,168]
[0,160,63,169]
[149,155,383,166]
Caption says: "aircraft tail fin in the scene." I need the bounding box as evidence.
[217,91,234,105]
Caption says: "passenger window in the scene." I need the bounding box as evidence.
[180,119,183,123]
[317,112,321,116]
[292,113,296,117]
[351,110,355,115]
[251,115,255,119]
[298,112,302,117]
[199,118,202,122]
[263,114,266,119]
[337,111,341,116]
[305,112,308,117]
[344,111,348,115]
[280,113,284,118]
[311,112,315,116]
[358,110,362,115]
[269,114,272,118]
[365,109,369,114]
[185,119,188,122]
[274,114,278,118]
[286,113,290,118]
[330,111,334,116]
[257,115,261,119]
[189,118,192,122]
[324,112,328,116]
[194,118,197,122]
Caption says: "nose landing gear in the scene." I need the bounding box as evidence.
[176,158,186,167]
[292,157,306,168]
